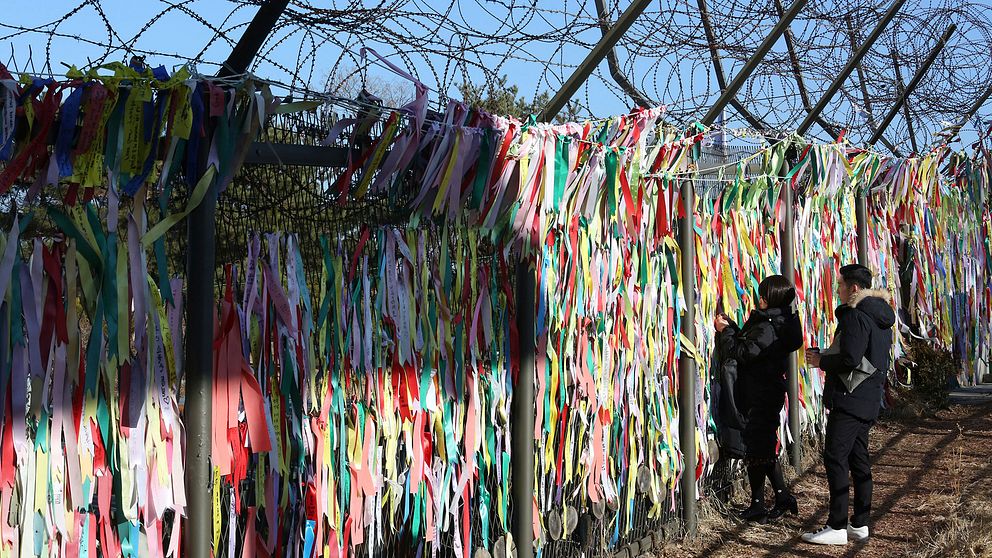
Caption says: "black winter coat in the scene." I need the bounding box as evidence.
[716,306,804,460]
[820,289,896,421]
[711,350,746,458]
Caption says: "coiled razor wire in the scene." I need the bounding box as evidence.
[2,0,991,153]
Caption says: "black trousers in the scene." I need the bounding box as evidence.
[824,409,874,529]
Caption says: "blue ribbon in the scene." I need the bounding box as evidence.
[16,77,52,106]
[55,85,85,177]
[303,520,316,558]
[0,88,18,161]
[152,65,170,82]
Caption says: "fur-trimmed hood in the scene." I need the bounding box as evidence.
[844,288,896,329]
[848,288,892,308]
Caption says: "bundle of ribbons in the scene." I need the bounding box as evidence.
[790,144,860,438]
[388,97,703,548]
[517,116,694,547]
[0,62,246,556]
[210,228,517,558]
[0,62,304,556]
[0,212,188,557]
[870,149,992,385]
[366,85,707,549]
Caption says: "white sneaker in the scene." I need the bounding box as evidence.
[801,526,848,545]
[847,524,869,541]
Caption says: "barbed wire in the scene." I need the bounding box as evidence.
[2,0,991,153]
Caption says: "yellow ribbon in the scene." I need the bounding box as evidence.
[142,165,217,249]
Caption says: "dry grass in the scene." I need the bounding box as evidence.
[651,446,826,557]
[883,385,931,420]
[910,444,992,558]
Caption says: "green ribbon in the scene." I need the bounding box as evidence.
[605,149,619,218]
[46,208,102,276]
[85,298,104,395]
[470,129,493,210]
[104,87,127,173]
[553,136,569,209]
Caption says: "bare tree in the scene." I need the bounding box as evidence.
[324,66,414,109]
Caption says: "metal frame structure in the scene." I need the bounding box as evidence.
[890,50,919,154]
[854,24,956,267]
[700,0,809,127]
[594,0,654,108]
[842,16,902,156]
[511,266,537,558]
[697,0,770,131]
[869,25,957,147]
[940,82,992,147]
[796,0,909,136]
[780,152,801,470]
[538,0,653,122]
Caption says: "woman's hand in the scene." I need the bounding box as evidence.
[805,349,821,368]
[714,314,730,333]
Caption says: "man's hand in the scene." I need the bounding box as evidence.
[805,349,821,368]
[714,314,730,333]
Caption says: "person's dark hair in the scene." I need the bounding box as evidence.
[758,274,796,308]
[839,264,872,289]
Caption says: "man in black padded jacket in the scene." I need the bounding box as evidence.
[802,264,895,546]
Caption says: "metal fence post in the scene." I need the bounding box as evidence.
[678,177,698,535]
[511,260,536,558]
[184,118,218,558]
[699,0,809,126]
[780,171,802,470]
[184,4,289,556]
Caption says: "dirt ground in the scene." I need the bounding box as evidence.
[653,398,992,558]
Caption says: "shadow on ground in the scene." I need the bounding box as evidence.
[654,389,992,558]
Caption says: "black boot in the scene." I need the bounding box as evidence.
[766,492,798,520]
[743,463,770,522]
[740,498,768,522]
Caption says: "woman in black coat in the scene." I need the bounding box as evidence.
[715,274,804,522]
